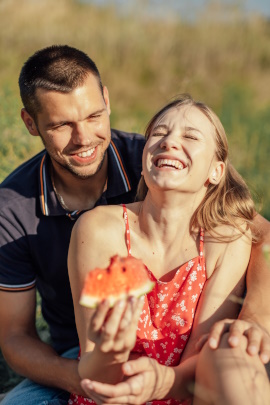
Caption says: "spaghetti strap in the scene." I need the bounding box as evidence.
[199,227,204,259]
[122,204,132,256]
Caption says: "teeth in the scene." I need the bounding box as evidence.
[156,159,184,170]
[77,148,95,158]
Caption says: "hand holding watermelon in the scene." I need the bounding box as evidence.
[87,295,145,355]
[79,255,155,356]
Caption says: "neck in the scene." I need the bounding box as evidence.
[50,155,108,211]
[130,192,202,275]
[139,190,203,244]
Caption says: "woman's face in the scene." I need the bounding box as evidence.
[142,104,220,196]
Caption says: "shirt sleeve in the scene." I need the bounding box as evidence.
[0,213,36,292]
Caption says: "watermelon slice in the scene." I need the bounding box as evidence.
[79,255,155,308]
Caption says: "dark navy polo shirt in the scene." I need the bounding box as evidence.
[0,129,145,353]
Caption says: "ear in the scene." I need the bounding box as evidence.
[21,109,40,137]
[209,161,225,185]
[103,86,111,116]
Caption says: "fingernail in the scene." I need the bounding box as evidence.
[209,338,217,348]
[228,336,239,346]
[102,299,110,307]
[248,345,257,355]
[118,299,125,307]
[86,380,93,389]
[261,354,269,364]
[123,363,132,373]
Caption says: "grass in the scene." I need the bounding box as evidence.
[0,0,270,393]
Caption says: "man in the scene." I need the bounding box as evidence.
[0,45,145,404]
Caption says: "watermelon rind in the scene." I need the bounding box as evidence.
[79,279,155,309]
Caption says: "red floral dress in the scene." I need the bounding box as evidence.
[69,205,206,405]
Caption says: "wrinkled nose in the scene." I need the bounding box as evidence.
[72,122,91,145]
[160,133,180,150]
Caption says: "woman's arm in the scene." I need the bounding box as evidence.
[205,214,270,361]
[68,205,142,384]
[180,227,251,362]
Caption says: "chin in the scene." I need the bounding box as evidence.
[69,169,99,179]
[66,160,104,179]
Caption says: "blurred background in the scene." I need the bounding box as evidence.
[0,0,270,393]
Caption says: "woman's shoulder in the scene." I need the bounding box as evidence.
[204,223,252,277]
[76,203,138,227]
[73,205,123,239]
[71,203,139,255]
[204,221,252,243]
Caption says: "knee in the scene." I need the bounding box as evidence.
[196,332,269,386]
[195,332,255,387]
[197,332,253,373]
[195,333,270,405]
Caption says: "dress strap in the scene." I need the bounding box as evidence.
[122,204,132,256]
[199,228,204,259]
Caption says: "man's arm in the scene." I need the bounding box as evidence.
[239,214,270,330]
[0,289,85,396]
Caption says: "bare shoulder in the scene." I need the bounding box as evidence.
[74,205,123,234]
[74,203,139,235]
[71,205,123,256]
[253,213,270,240]
[69,203,140,269]
[204,223,252,278]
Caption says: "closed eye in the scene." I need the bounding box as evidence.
[87,108,106,120]
[49,122,71,130]
[151,132,167,137]
[184,134,199,140]
[88,113,102,119]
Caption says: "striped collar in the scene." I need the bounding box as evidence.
[39,140,132,218]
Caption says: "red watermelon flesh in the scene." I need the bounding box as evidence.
[79,255,155,308]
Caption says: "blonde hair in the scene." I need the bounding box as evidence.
[136,95,255,238]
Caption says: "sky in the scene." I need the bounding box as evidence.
[79,0,270,20]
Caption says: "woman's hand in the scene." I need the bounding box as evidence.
[88,296,145,355]
[80,357,174,405]
[196,318,270,364]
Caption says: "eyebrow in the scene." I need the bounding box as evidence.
[185,126,203,135]
[152,124,170,132]
[152,124,203,135]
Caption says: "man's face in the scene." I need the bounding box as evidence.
[32,74,111,179]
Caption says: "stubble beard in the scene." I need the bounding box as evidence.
[50,151,107,180]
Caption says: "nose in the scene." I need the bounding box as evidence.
[72,122,91,146]
[160,132,180,150]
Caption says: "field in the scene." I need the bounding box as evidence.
[0,0,270,393]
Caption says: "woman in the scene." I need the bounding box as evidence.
[68,95,256,404]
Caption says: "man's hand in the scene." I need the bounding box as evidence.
[196,319,270,364]
[80,357,174,405]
